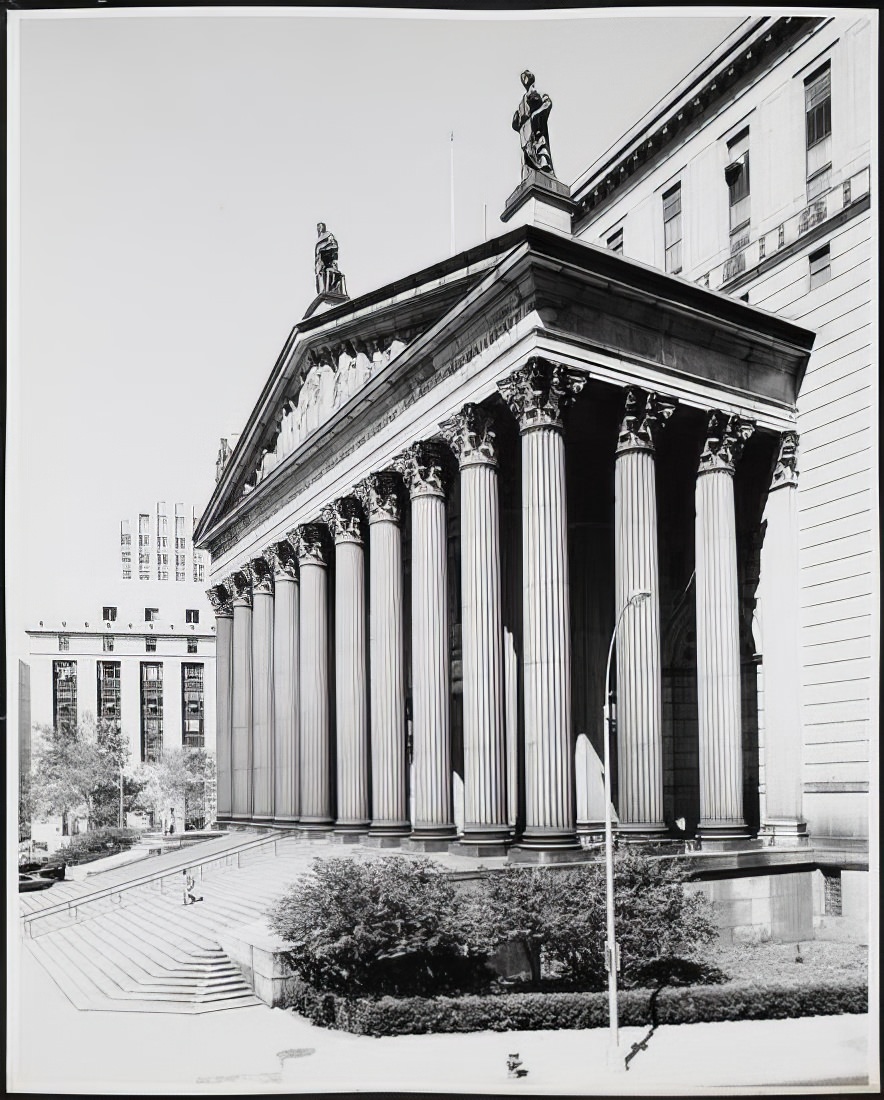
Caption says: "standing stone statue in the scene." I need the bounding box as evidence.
[512,70,555,179]
[314,222,346,295]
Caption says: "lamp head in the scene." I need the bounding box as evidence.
[629,589,652,605]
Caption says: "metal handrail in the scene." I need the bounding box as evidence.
[21,829,285,937]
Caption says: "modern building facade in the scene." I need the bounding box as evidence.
[195,13,873,938]
[26,502,217,767]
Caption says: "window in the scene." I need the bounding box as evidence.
[726,129,750,253]
[103,635,115,653]
[103,606,117,622]
[97,661,121,730]
[145,607,159,622]
[193,559,205,584]
[140,663,164,762]
[805,63,832,199]
[145,637,157,653]
[182,663,205,748]
[158,553,169,582]
[122,554,132,580]
[187,638,198,654]
[662,184,682,274]
[823,869,842,916]
[138,514,150,548]
[120,520,131,547]
[809,245,831,290]
[176,554,186,582]
[58,634,70,652]
[175,508,185,548]
[139,551,150,580]
[185,609,200,625]
[53,660,77,733]
[607,227,623,254]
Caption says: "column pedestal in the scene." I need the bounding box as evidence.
[499,358,587,861]
[695,412,755,848]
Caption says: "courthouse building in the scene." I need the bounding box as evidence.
[196,14,873,936]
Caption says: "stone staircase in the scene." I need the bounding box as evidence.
[22,834,319,1014]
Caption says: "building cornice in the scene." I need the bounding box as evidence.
[571,16,828,230]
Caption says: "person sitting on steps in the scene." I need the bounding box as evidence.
[183,869,203,905]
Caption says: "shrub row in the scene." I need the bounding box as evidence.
[283,976,868,1037]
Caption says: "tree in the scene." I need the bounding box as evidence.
[31,717,132,832]
[132,748,214,830]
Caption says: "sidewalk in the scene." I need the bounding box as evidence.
[9,945,876,1095]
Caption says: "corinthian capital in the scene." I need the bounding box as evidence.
[393,440,451,499]
[248,555,274,595]
[497,356,586,432]
[288,523,329,567]
[206,584,233,616]
[355,471,404,524]
[770,431,799,489]
[616,387,678,454]
[698,411,756,474]
[438,403,498,467]
[226,569,252,606]
[265,540,299,580]
[321,497,365,545]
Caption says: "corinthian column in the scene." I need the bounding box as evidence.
[759,432,808,845]
[499,356,586,859]
[228,568,253,823]
[322,497,370,840]
[440,404,509,855]
[291,523,333,833]
[247,556,274,823]
[396,440,456,849]
[207,584,233,825]
[356,472,410,845]
[695,410,755,845]
[267,541,300,827]
[614,388,676,836]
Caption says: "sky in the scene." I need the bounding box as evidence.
[7,6,744,638]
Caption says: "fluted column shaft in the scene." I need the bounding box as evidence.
[440,405,508,851]
[211,602,234,822]
[271,559,300,826]
[399,443,455,845]
[249,563,275,823]
[759,433,807,843]
[230,581,253,822]
[613,389,674,834]
[695,412,755,841]
[293,527,332,830]
[359,474,409,841]
[324,499,370,837]
[522,425,575,843]
[499,359,586,854]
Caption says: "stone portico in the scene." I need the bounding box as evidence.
[197,224,814,863]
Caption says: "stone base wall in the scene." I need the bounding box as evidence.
[685,870,815,944]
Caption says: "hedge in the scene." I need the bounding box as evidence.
[283,977,868,1037]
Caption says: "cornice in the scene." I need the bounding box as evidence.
[571,17,827,230]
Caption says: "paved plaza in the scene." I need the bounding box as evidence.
[10,943,875,1094]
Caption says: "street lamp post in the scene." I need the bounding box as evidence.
[602,588,652,1070]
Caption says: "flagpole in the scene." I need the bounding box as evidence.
[449,131,456,256]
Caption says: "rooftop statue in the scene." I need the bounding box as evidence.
[512,70,555,179]
[314,222,346,296]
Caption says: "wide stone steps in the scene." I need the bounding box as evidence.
[21,835,376,1015]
